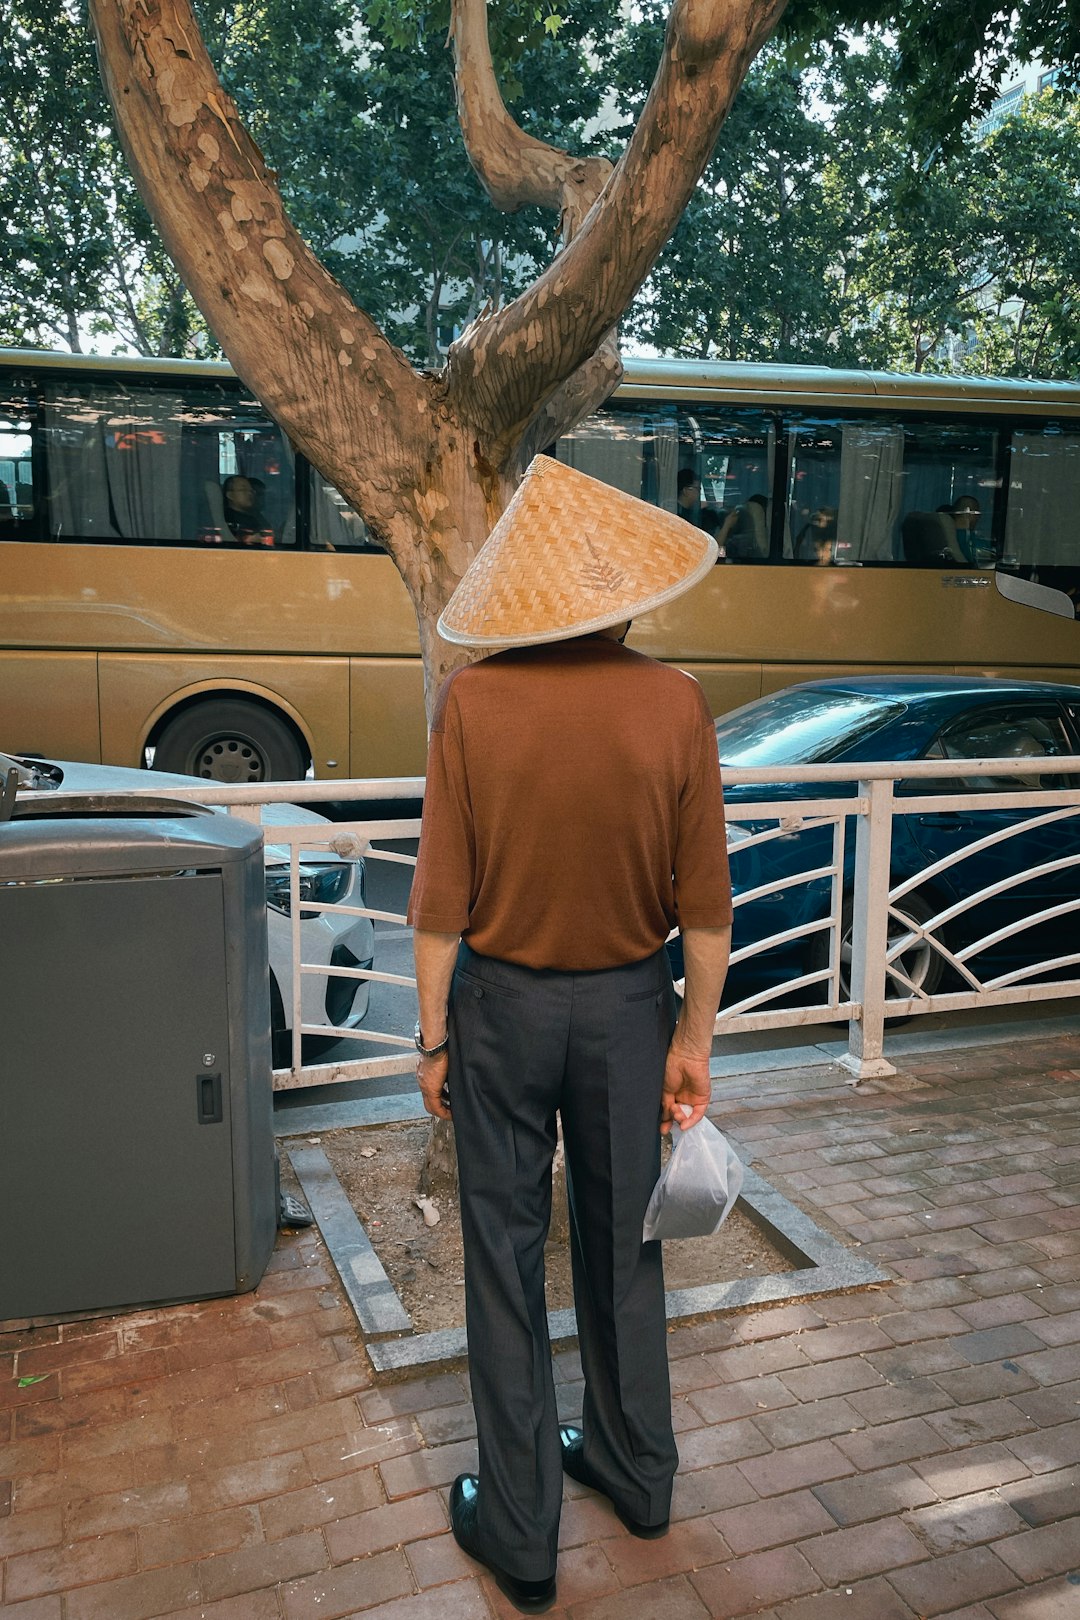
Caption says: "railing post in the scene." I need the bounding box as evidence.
[841,776,897,1084]
[226,804,263,827]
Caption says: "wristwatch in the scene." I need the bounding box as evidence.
[414,1021,449,1059]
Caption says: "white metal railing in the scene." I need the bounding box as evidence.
[72,757,1080,1086]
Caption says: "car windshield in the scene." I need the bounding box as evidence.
[714,690,905,767]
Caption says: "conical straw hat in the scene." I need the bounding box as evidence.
[438,455,719,648]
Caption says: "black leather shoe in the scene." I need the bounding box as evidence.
[559,1425,670,1539]
[449,1474,557,1614]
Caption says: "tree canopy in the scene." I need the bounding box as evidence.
[0,0,193,352]
[784,0,1080,147]
[5,2,1080,379]
[1,0,614,359]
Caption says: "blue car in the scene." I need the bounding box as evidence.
[678,676,1080,1008]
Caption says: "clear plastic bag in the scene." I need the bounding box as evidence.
[642,1117,744,1242]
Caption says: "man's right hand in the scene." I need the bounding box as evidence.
[660,1042,711,1135]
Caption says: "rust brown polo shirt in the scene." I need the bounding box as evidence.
[407,635,733,971]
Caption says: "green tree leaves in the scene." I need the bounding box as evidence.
[2,0,211,352]
[617,30,1080,379]
[5,2,1080,380]
[1,0,613,361]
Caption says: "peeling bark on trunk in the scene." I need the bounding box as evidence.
[90,0,787,644]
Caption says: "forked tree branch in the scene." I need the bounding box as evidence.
[449,0,621,452]
[449,0,614,239]
[515,330,622,467]
[445,0,788,459]
[88,0,429,542]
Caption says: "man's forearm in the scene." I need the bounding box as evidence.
[413,928,461,1044]
[674,925,732,1054]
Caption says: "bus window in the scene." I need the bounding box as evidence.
[0,385,34,534]
[898,419,998,567]
[556,404,670,506]
[1004,422,1080,606]
[44,379,181,542]
[786,413,998,567]
[42,379,295,547]
[184,395,295,547]
[679,408,774,559]
[309,472,380,551]
[787,414,904,565]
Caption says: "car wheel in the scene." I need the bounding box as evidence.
[153,700,308,783]
[811,890,945,1006]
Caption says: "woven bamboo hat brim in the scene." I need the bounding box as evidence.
[438,456,718,648]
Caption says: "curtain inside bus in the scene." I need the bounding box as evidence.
[556,407,653,502]
[45,386,182,541]
[1004,426,1080,577]
[43,380,296,547]
[837,423,904,561]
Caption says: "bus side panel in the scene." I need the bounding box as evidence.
[348,659,428,778]
[646,661,763,717]
[0,652,100,760]
[0,545,420,656]
[631,565,1080,679]
[97,654,351,774]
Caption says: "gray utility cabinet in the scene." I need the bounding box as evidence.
[0,797,277,1321]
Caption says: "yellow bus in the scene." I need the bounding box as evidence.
[3,349,1080,781]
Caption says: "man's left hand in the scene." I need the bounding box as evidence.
[660,1044,711,1135]
[417,1051,451,1120]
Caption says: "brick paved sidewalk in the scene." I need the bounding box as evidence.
[3,1032,1079,1619]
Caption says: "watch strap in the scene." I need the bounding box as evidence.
[414,1021,449,1058]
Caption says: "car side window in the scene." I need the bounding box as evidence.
[932,708,1076,792]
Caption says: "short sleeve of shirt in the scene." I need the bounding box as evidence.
[672,680,734,929]
[406,673,475,935]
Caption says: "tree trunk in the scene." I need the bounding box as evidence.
[418,1117,459,1197]
[89,0,788,1203]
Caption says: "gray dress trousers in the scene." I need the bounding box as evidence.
[448,939,679,1582]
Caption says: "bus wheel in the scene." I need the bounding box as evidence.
[152,700,308,783]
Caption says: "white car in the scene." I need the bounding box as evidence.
[0,751,374,1064]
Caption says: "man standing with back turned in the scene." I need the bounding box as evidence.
[407,456,734,1615]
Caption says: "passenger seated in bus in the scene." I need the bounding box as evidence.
[676,468,701,523]
[795,507,837,564]
[724,493,769,560]
[708,506,737,552]
[223,474,273,545]
[201,475,274,545]
[901,510,968,566]
[950,496,991,566]
[699,506,731,560]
